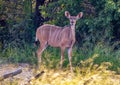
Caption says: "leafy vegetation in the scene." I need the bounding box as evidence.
[0,0,120,84]
[0,41,120,73]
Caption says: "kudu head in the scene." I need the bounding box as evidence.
[65,11,83,29]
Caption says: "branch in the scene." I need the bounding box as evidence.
[26,71,44,84]
[0,68,22,81]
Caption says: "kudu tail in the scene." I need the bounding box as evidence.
[34,34,39,47]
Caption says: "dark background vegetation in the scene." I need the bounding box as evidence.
[0,0,120,73]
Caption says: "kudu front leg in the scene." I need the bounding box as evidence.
[68,48,73,72]
[60,47,65,69]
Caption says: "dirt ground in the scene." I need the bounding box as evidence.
[0,63,36,85]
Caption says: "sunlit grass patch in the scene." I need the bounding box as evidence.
[30,54,120,85]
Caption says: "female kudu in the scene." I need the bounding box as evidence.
[35,11,83,71]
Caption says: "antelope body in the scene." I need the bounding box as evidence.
[35,11,83,71]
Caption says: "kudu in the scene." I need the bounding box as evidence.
[35,11,83,71]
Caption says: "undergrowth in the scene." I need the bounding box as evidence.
[0,42,120,85]
[0,41,120,73]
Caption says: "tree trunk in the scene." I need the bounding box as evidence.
[34,0,45,29]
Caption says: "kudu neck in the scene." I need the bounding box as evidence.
[70,24,75,30]
[70,25,75,31]
[70,25,76,39]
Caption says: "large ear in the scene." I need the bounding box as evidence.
[65,11,70,18]
[76,12,83,19]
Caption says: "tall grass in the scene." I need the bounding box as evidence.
[72,42,120,73]
[0,42,120,85]
[0,44,37,65]
[0,41,120,73]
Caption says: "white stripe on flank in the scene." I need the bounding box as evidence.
[54,29,61,42]
[48,26,52,42]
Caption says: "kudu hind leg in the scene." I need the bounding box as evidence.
[37,42,47,64]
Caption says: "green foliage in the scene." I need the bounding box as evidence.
[41,0,83,26]
[40,0,120,48]
[0,2,120,84]
[0,0,35,51]
[1,44,37,65]
[1,40,119,73]
[23,0,32,18]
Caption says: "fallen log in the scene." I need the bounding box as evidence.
[0,68,22,81]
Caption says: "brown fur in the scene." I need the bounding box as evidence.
[36,24,74,47]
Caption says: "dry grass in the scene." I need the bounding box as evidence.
[0,54,120,85]
[30,54,120,85]
[29,67,120,85]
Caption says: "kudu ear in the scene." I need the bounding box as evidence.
[65,11,70,18]
[76,12,83,19]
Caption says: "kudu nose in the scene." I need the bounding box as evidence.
[70,21,74,25]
